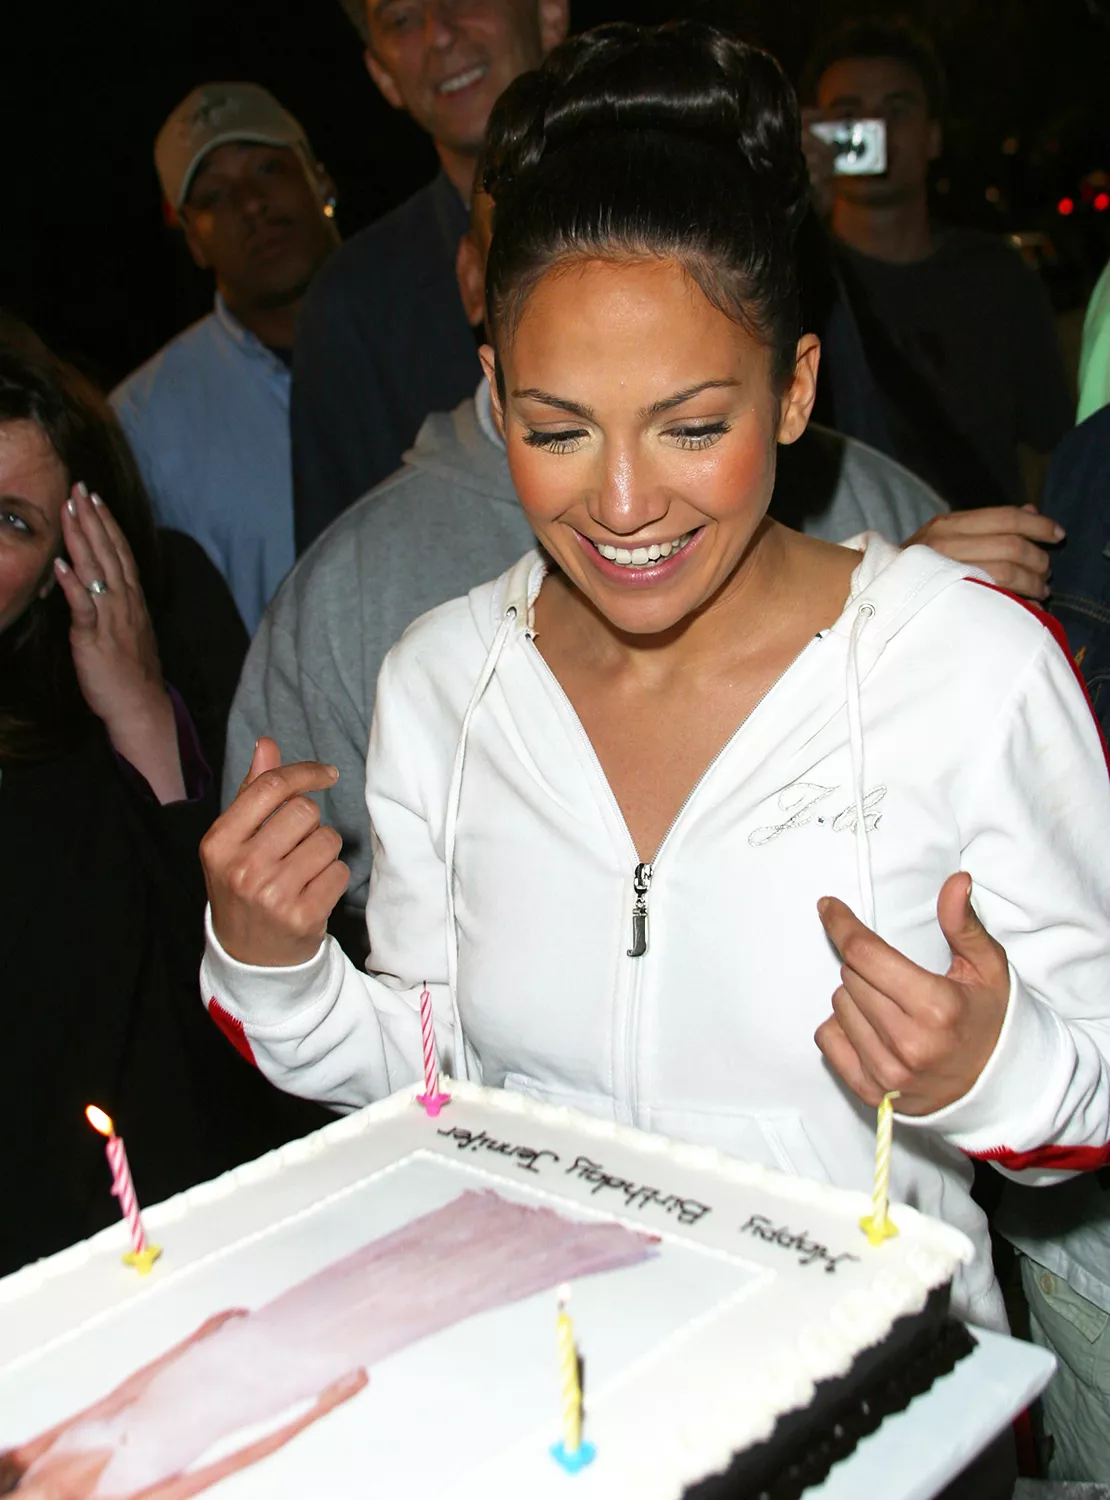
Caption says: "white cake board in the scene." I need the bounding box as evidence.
[807,1329,1056,1500]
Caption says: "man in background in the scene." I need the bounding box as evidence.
[290,0,569,552]
[802,18,1072,511]
[113,84,340,634]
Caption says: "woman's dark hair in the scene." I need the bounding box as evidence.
[482,21,810,395]
[799,17,947,120]
[0,337,161,764]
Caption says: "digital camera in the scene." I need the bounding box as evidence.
[809,118,888,176]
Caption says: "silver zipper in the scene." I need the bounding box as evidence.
[526,633,824,962]
[627,862,653,957]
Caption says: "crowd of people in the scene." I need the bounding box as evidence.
[3,4,1110,1493]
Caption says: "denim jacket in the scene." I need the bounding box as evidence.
[1042,404,1110,743]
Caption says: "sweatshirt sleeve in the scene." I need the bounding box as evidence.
[898,601,1110,1183]
[200,646,457,1111]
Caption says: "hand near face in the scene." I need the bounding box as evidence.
[201,737,349,967]
[53,484,185,803]
[814,873,1011,1115]
[906,505,1062,601]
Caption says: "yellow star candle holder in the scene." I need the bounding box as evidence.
[85,1106,163,1275]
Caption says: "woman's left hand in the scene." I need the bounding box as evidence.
[54,484,185,803]
[814,873,1011,1115]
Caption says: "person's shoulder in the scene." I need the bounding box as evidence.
[384,552,538,677]
[303,178,456,304]
[111,313,222,415]
[912,556,1063,665]
[835,428,946,511]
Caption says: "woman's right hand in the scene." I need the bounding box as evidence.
[200,737,349,967]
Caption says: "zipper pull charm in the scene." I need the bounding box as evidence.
[627,862,654,958]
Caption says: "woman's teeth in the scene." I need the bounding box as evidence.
[594,532,694,568]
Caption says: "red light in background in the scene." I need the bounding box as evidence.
[1058,197,1076,216]
[1095,192,1110,212]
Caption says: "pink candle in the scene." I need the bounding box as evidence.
[85,1105,162,1274]
[415,984,450,1118]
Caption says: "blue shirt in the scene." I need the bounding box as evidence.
[112,296,294,634]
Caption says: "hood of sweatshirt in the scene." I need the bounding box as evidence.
[479,532,981,663]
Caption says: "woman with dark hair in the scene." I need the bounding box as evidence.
[201,24,1110,1336]
[0,345,323,1276]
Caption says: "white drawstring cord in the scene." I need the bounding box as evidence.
[442,605,518,1080]
[845,603,877,930]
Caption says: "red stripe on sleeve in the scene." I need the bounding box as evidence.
[208,998,258,1067]
[966,577,1110,777]
[968,1141,1110,1172]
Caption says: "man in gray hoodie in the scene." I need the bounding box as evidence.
[224,190,1055,958]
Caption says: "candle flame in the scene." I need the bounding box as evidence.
[85,1104,114,1138]
[557,1282,572,1307]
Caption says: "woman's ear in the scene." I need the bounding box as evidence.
[479,344,505,437]
[777,334,821,446]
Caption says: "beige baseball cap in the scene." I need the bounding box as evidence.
[155,82,313,210]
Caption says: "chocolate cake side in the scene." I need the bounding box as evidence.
[684,1284,977,1500]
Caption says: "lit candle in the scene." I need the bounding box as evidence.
[550,1283,596,1473]
[415,983,450,1118]
[859,1091,901,1247]
[85,1105,162,1274]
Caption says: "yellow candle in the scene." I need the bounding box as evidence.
[860,1091,900,1246]
[556,1284,582,1454]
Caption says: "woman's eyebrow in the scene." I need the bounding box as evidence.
[512,388,596,420]
[0,492,48,520]
[642,379,741,417]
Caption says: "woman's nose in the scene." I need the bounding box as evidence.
[588,447,668,538]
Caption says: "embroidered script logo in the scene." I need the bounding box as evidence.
[748,781,887,846]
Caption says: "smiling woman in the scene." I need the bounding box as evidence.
[201,23,1110,1347]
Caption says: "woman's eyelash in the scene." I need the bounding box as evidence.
[669,421,731,449]
[522,420,731,454]
[0,511,31,534]
[522,428,587,452]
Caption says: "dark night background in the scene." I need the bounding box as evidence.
[5,0,1109,391]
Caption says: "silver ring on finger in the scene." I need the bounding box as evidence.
[87,578,109,596]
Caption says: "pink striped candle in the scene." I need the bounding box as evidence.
[415,983,450,1118]
[85,1105,162,1274]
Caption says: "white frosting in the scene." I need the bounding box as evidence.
[0,1081,971,1499]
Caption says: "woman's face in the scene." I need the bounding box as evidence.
[0,419,66,636]
[484,257,819,636]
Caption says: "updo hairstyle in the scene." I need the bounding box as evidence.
[483,22,810,397]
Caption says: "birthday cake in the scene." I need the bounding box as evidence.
[0,1081,974,1500]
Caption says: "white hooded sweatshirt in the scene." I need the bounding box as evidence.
[203,534,1110,1331]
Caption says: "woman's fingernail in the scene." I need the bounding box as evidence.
[55,557,70,575]
[75,481,89,499]
[91,491,104,507]
[327,764,339,780]
[1053,524,1066,541]
[817,897,830,917]
[66,497,77,517]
